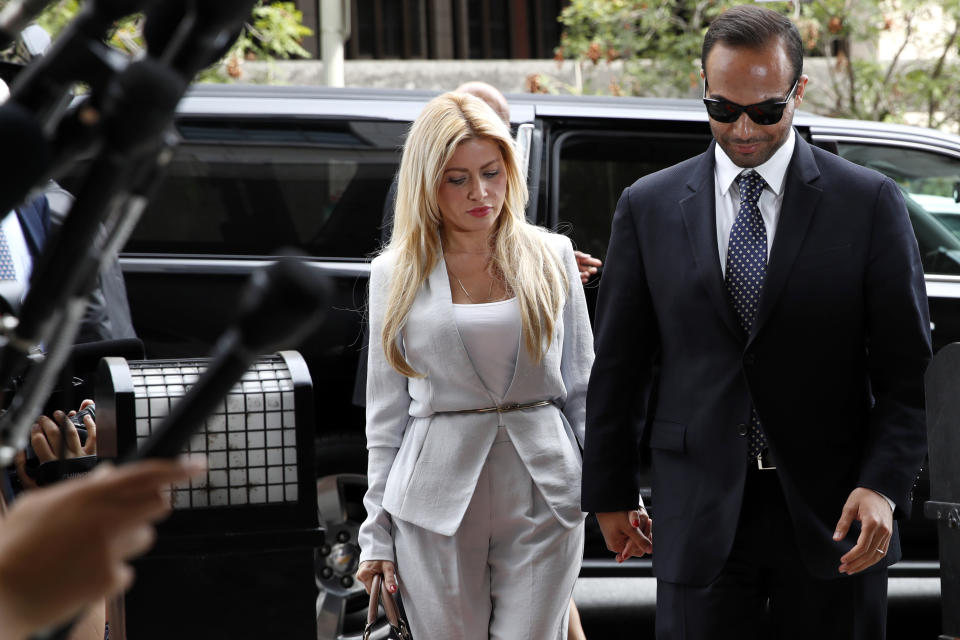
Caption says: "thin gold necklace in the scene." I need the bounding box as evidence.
[447,264,494,303]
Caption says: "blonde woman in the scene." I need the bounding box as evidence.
[356,92,593,639]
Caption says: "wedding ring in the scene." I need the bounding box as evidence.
[876,548,885,554]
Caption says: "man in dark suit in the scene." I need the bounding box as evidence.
[581,5,931,639]
[4,188,137,343]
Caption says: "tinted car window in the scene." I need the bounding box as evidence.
[837,142,960,275]
[123,119,406,258]
[554,130,712,258]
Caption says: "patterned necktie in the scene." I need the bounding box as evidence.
[725,170,768,460]
[0,227,17,280]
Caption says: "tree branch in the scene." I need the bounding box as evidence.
[927,15,960,125]
[872,11,913,117]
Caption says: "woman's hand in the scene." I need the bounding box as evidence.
[356,560,398,594]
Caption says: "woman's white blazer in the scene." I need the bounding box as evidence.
[358,233,593,564]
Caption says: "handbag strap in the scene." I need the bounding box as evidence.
[365,575,383,634]
[363,574,412,640]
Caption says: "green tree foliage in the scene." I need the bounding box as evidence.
[553,0,739,96]
[0,1,312,81]
[797,0,960,129]
[552,0,960,130]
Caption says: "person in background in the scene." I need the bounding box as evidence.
[356,91,593,638]
[582,5,930,639]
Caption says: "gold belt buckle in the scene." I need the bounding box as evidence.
[756,451,776,471]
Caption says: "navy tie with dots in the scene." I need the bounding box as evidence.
[0,228,17,280]
[725,170,768,460]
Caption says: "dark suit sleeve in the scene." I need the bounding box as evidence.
[582,187,659,512]
[858,177,931,516]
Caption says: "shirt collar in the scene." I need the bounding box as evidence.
[714,128,796,197]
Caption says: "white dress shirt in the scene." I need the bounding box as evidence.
[714,128,795,277]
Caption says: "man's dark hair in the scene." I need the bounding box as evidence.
[702,5,804,86]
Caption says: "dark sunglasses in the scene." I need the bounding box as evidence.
[702,78,799,125]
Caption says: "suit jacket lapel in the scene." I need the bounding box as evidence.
[15,197,49,260]
[680,143,744,341]
[749,135,823,346]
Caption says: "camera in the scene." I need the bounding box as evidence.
[18,403,97,486]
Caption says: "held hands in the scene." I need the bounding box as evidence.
[834,487,893,575]
[595,508,653,563]
[573,251,602,284]
[356,560,398,595]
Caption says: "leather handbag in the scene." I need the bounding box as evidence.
[364,574,412,640]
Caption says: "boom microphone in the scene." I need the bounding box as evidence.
[16,58,185,345]
[9,0,158,126]
[127,257,330,461]
[143,0,259,79]
[0,57,186,460]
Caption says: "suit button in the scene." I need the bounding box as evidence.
[744,353,757,366]
[737,423,748,436]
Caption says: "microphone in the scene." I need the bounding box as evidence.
[143,0,258,79]
[0,100,51,215]
[0,57,185,456]
[47,52,187,182]
[15,58,185,345]
[127,256,330,461]
[9,0,158,126]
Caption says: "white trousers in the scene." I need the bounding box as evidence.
[393,427,584,640]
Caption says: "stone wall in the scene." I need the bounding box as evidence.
[236,57,834,99]
[230,57,931,125]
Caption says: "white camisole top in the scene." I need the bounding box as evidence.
[452,297,521,399]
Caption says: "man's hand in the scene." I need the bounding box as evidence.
[574,251,602,284]
[834,487,893,575]
[34,399,98,462]
[596,508,653,563]
[15,400,99,490]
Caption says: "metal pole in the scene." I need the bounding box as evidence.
[320,0,350,87]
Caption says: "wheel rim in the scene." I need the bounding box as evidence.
[316,473,393,639]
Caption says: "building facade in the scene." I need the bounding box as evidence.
[294,0,567,60]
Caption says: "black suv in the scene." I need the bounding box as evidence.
[70,84,958,637]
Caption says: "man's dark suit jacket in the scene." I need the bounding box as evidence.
[581,133,931,585]
[13,191,137,343]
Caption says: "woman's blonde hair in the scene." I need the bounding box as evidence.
[380,91,568,377]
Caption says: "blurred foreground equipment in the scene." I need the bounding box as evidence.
[97,351,321,639]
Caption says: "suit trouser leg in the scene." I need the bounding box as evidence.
[393,427,584,640]
[655,466,888,640]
